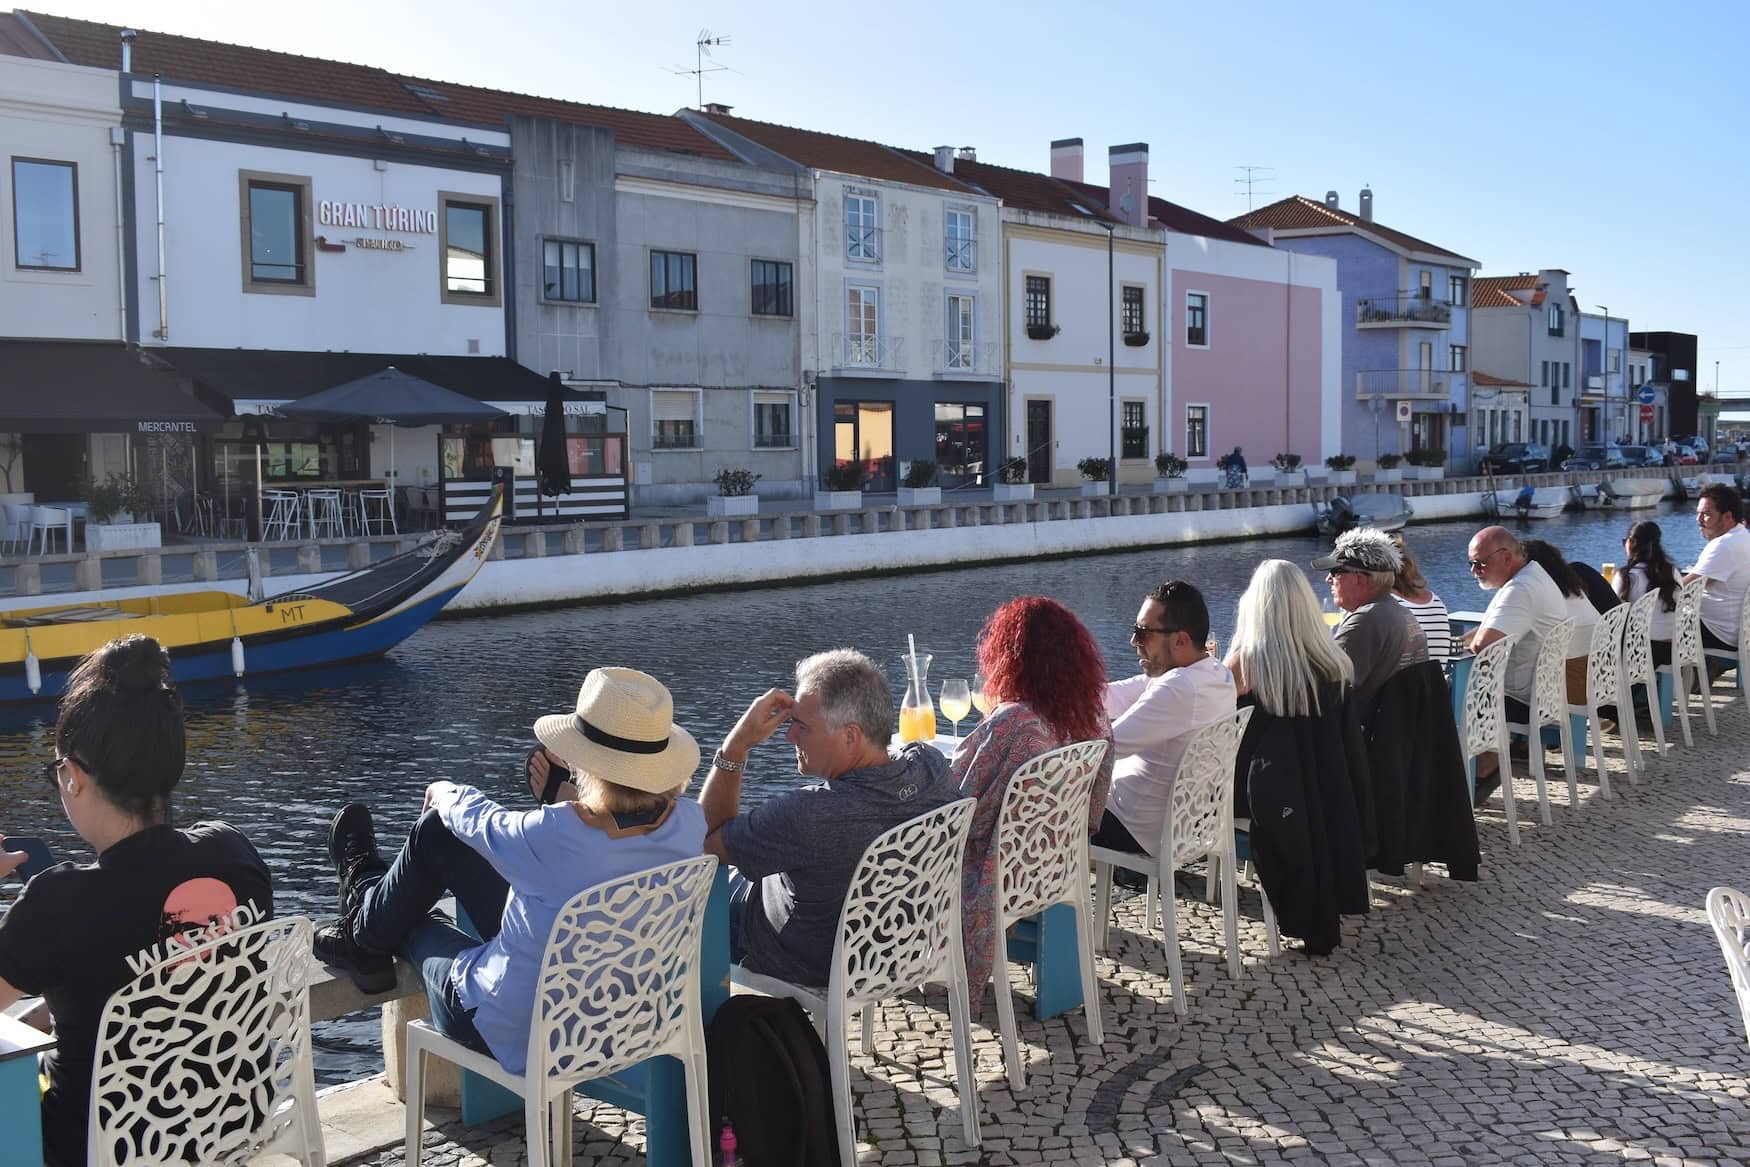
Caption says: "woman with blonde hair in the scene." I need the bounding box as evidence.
[1226,559,1355,714]
[1390,535,1452,660]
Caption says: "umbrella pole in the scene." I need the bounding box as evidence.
[254,443,263,541]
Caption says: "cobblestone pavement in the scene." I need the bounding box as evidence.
[356,696,1750,1166]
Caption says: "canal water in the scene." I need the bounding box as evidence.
[0,501,1710,1081]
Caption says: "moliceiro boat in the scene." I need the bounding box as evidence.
[0,488,503,703]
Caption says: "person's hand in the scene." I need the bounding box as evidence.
[0,834,26,879]
[526,748,579,805]
[723,689,796,757]
[420,781,455,815]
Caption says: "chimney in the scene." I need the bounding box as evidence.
[702,102,733,115]
[955,146,976,162]
[933,145,955,174]
[120,28,136,73]
[1108,143,1148,227]
[1359,186,1374,222]
[1050,137,1083,183]
[1324,190,1339,209]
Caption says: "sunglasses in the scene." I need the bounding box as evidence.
[1131,624,1179,640]
[1467,547,1507,572]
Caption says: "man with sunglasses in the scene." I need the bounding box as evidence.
[1312,528,1428,711]
[1089,581,1236,856]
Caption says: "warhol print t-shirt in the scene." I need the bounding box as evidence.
[0,822,272,1167]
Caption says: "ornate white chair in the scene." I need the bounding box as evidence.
[1621,590,1670,767]
[406,855,718,1167]
[1657,577,1715,746]
[1707,886,1750,1050]
[1503,616,1577,826]
[88,915,324,1167]
[1459,633,1519,842]
[1090,708,1256,1015]
[732,799,980,1167]
[1699,586,1750,717]
[987,739,1108,1091]
[1569,603,1636,798]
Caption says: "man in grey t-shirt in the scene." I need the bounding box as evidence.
[1314,528,1430,711]
[702,648,958,987]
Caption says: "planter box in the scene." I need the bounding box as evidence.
[1410,466,1446,481]
[1079,482,1111,497]
[85,521,161,551]
[1185,468,1222,487]
[992,483,1034,502]
[1154,477,1188,494]
[1372,468,1403,483]
[706,494,759,518]
[897,486,941,506]
[814,490,862,511]
[1326,470,1357,485]
[1274,470,1308,487]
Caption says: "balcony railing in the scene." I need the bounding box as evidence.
[833,332,905,373]
[931,339,998,377]
[1354,369,1451,399]
[846,225,883,262]
[1355,295,1454,328]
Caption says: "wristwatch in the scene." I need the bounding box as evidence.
[712,749,745,772]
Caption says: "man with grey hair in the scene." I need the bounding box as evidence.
[701,649,958,987]
[1313,528,1429,710]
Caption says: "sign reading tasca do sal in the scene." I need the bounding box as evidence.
[315,199,436,253]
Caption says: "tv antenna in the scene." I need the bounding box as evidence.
[1233,165,1274,211]
[670,29,733,111]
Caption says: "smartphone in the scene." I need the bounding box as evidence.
[5,837,55,881]
[527,749,573,805]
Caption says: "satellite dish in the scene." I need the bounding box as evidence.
[1118,192,1135,215]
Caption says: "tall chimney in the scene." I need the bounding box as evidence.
[1050,137,1083,183]
[1359,186,1374,222]
[1324,190,1339,209]
[120,28,136,73]
[1108,143,1148,227]
[933,145,955,174]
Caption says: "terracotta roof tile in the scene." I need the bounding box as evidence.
[1230,195,1474,264]
[890,151,1121,221]
[1471,370,1534,388]
[0,12,57,58]
[1066,181,1268,247]
[1470,279,1526,309]
[699,113,975,192]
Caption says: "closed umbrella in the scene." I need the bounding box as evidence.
[536,372,572,512]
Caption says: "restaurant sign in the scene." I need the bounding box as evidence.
[316,199,436,254]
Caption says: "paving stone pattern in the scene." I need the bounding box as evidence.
[355,695,1750,1166]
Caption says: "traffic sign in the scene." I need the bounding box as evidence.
[1640,404,1656,423]
[1638,385,1656,406]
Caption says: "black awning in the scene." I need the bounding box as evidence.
[0,340,226,433]
[153,347,599,408]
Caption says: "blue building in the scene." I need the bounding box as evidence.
[1232,190,1479,469]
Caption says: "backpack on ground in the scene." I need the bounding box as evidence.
[705,994,841,1167]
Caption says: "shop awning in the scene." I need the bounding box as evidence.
[0,340,226,433]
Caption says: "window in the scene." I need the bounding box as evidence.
[1122,285,1145,336]
[1418,270,1432,300]
[1548,303,1564,336]
[847,285,879,365]
[11,158,78,270]
[542,239,594,303]
[1551,383,1559,407]
[846,193,879,261]
[239,172,312,293]
[1541,361,1550,388]
[934,403,986,487]
[1186,404,1208,458]
[753,390,795,448]
[944,208,975,271]
[441,196,496,301]
[1024,275,1052,329]
[650,249,698,311]
[1448,274,1468,306]
[1607,348,1621,373]
[945,293,975,369]
[751,259,793,316]
[1449,345,1467,373]
[1563,362,1571,389]
[1185,292,1209,347]
[651,389,700,449]
[1121,400,1148,458]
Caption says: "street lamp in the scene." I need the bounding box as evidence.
[1595,304,1612,442]
[1099,221,1117,495]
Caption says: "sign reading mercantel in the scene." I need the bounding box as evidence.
[315,198,436,253]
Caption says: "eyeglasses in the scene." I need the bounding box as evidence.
[1131,624,1179,640]
[1467,547,1507,572]
[46,752,90,784]
[1324,567,1362,578]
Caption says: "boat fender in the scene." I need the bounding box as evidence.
[231,635,246,678]
[22,628,41,694]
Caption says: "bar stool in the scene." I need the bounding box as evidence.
[262,489,302,541]
[358,487,398,535]
[305,489,346,539]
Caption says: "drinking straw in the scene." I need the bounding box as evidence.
[906,632,922,697]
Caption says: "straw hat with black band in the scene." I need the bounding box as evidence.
[533,667,700,795]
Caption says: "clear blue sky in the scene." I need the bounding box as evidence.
[27,0,1750,396]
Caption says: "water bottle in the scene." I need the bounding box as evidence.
[717,1117,738,1167]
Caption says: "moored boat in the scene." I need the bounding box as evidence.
[1315,492,1413,536]
[1483,486,1569,520]
[1600,477,1668,509]
[0,488,503,703]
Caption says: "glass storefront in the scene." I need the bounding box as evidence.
[934,403,987,487]
[833,401,895,491]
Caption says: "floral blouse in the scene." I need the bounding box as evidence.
[949,701,1113,1013]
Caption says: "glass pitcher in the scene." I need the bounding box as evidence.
[898,651,936,743]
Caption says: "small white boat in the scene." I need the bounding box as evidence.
[1483,485,1569,520]
[1600,477,1668,509]
[1570,484,1608,510]
[1316,491,1413,535]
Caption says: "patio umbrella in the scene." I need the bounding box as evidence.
[279,365,507,483]
[535,372,572,509]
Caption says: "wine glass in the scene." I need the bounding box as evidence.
[939,678,972,740]
[971,672,995,717]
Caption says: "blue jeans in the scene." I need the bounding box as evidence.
[353,808,508,1057]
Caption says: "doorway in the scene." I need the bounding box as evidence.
[832,400,895,491]
[22,433,89,501]
[1026,400,1052,484]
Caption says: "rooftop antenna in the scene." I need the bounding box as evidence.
[669,29,732,111]
[1234,164,1274,212]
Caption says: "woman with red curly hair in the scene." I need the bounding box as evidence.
[951,596,1112,1011]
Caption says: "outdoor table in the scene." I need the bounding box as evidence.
[0,1010,54,1166]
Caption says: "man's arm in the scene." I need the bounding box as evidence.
[701,689,795,860]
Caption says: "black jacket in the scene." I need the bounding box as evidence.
[1236,681,1371,956]
[1360,660,1481,880]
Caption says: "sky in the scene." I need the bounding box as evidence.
[21,0,1750,396]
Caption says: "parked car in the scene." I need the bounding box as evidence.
[1617,445,1661,468]
[1674,445,1700,466]
[1477,442,1551,475]
[1673,435,1709,459]
[1561,445,1627,471]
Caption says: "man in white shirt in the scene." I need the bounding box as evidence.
[1091,581,1237,857]
[1684,483,1750,657]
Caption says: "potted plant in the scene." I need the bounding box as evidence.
[816,461,864,510]
[1154,451,1188,493]
[1077,456,1112,497]
[898,460,941,507]
[1373,452,1403,483]
[1272,452,1307,487]
[81,473,162,551]
[1324,453,1358,486]
[1406,447,1446,480]
[1025,322,1060,341]
[706,467,761,518]
[993,456,1034,502]
[1123,330,1151,347]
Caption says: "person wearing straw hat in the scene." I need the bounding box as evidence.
[312,668,705,1074]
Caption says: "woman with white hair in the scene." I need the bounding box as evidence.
[1225,559,1355,715]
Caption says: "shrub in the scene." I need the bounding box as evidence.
[713,467,760,497]
[1272,452,1303,472]
[80,473,150,522]
[1376,453,1403,469]
[1406,447,1446,467]
[998,457,1028,484]
[1154,452,1187,478]
[1324,454,1356,471]
[902,460,938,488]
[1077,457,1112,482]
[823,462,864,491]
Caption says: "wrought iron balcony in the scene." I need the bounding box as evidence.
[931,339,999,378]
[1355,294,1454,328]
[1354,369,1452,400]
[833,332,905,373]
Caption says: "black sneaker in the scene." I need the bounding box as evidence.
[1472,767,1503,810]
[328,803,388,917]
[312,921,397,995]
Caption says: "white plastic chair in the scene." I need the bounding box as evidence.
[1459,634,1519,843]
[988,739,1108,1091]
[1090,708,1256,1015]
[1657,578,1715,746]
[1,501,31,554]
[1503,616,1577,826]
[359,487,399,535]
[1699,582,1750,717]
[1568,603,1635,799]
[88,915,324,1167]
[28,504,72,555]
[405,855,718,1167]
[262,489,302,541]
[1706,885,1750,1050]
[732,798,981,1167]
[1621,590,1670,766]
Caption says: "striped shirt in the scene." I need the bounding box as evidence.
[1396,593,1453,661]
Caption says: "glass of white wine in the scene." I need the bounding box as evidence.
[970,672,995,718]
[939,678,972,740]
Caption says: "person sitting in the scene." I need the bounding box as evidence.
[1389,534,1452,661]
[1091,581,1237,856]
[1568,559,1622,615]
[702,649,959,989]
[0,636,273,1167]
[1685,483,1750,664]
[1521,538,1600,704]
[1618,519,1679,666]
[951,597,1113,1009]
[312,668,705,1074]
[1313,528,1429,711]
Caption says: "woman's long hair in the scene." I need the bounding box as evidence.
[1390,534,1430,597]
[1620,520,1678,610]
[1520,538,1583,599]
[55,635,186,823]
[1228,560,1354,717]
[976,597,1107,742]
